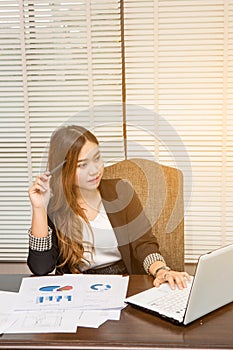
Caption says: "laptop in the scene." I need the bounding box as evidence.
[125,243,233,325]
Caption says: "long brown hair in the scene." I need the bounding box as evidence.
[47,125,99,273]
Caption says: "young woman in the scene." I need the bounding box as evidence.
[28,125,190,289]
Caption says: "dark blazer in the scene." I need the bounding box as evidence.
[27,179,160,275]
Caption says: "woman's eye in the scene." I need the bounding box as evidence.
[78,162,87,169]
[95,155,101,162]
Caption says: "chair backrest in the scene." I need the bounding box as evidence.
[103,158,184,271]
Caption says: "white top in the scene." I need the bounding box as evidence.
[80,203,122,271]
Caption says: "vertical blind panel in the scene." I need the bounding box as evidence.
[226,1,233,247]
[124,0,233,262]
[0,2,31,260]
[123,0,158,109]
[24,0,123,178]
[124,0,160,167]
[22,0,124,175]
[0,0,123,261]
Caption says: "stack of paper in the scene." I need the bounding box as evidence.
[0,274,129,333]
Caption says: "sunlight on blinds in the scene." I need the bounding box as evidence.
[124,0,233,262]
[0,0,123,261]
[0,0,233,263]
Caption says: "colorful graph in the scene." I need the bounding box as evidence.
[90,283,111,291]
[36,285,73,304]
[39,285,73,292]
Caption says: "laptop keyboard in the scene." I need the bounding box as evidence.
[149,287,190,315]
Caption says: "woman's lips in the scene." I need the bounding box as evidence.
[88,175,100,183]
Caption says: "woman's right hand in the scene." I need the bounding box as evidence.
[28,172,51,209]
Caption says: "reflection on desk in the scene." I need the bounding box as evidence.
[0,274,233,349]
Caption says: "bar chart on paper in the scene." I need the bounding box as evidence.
[15,276,80,310]
[36,285,73,305]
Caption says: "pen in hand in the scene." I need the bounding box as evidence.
[49,160,66,175]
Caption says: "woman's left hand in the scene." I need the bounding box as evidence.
[153,269,191,290]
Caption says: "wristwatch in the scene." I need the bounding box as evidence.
[152,265,171,278]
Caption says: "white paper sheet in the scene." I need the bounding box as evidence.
[0,291,19,334]
[76,274,129,310]
[3,274,129,333]
[5,309,78,333]
[15,274,129,311]
[76,309,121,328]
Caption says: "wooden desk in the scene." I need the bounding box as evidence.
[0,274,233,349]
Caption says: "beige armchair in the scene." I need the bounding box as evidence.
[103,158,184,271]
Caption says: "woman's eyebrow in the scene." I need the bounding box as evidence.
[77,150,100,163]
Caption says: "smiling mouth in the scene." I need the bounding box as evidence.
[88,175,100,183]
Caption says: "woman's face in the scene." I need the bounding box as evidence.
[75,140,104,192]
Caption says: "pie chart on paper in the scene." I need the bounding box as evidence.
[90,283,112,291]
[39,285,73,292]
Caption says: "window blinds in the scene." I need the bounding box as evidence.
[0,0,123,261]
[124,0,233,262]
[0,0,232,263]
[0,1,31,261]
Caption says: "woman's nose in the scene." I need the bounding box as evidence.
[89,161,99,174]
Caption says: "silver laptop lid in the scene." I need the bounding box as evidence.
[184,243,233,325]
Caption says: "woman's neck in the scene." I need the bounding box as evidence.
[78,189,102,221]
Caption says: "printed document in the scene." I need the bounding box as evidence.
[15,274,129,311]
[2,274,129,333]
